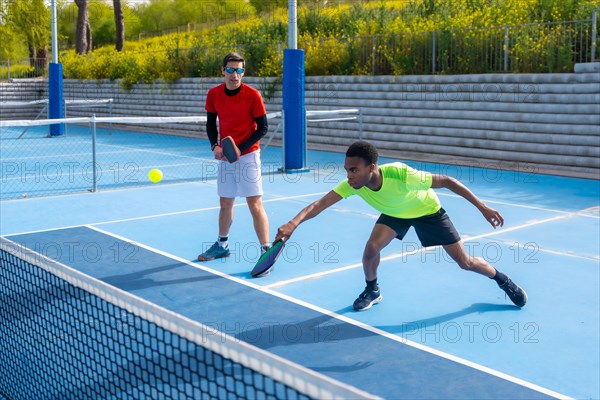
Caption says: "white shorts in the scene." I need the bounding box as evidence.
[217,150,263,198]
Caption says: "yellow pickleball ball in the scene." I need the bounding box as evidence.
[148,168,163,183]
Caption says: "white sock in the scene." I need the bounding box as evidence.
[260,243,271,254]
[218,236,228,248]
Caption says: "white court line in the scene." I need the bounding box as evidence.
[91,192,330,226]
[436,192,598,217]
[265,205,599,290]
[3,145,214,164]
[279,190,599,220]
[492,237,600,261]
[82,224,572,400]
[3,147,215,163]
[6,187,595,238]
[97,142,210,161]
[4,192,330,236]
[2,140,92,151]
[5,151,103,162]
[0,161,214,184]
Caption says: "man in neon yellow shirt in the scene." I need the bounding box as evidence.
[276,141,527,311]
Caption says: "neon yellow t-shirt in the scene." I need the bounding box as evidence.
[333,162,441,219]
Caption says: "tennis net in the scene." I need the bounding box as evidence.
[0,236,379,399]
[0,109,362,200]
[0,115,229,199]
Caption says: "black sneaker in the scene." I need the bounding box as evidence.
[352,287,382,311]
[498,277,527,307]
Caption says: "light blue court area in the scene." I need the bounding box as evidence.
[1,148,599,399]
[0,124,285,199]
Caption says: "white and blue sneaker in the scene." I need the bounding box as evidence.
[197,242,230,261]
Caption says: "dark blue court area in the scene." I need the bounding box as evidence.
[1,145,599,399]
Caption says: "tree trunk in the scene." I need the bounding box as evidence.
[86,20,93,52]
[75,0,90,54]
[35,46,48,74]
[28,45,37,67]
[114,0,125,51]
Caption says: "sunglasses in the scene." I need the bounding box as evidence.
[224,67,245,74]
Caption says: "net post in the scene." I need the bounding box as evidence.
[109,99,114,134]
[63,98,69,135]
[48,62,64,136]
[91,114,97,192]
[262,119,281,153]
[282,48,308,173]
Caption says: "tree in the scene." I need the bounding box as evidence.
[4,0,49,72]
[113,0,124,51]
[75,0,92,54]
[0,21,22,61]
[250,0,286,14]
[136,0,170,33]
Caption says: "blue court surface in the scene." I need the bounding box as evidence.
[1,142,599,399]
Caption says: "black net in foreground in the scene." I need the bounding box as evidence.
[0,237,379,400]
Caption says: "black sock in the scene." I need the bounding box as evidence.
[491,269,508,285]
[366,278,379,291]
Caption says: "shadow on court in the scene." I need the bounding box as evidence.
[102,261,223,291]
[376,303,521,335]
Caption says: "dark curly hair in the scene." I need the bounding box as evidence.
[346,141,378,165]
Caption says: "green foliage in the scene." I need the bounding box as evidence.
[133,0,257,36]
[49,0,600,87]
[250,0,287,13]
[88,1,119,47]
[0,25,24,60]
[55,0,142,49]
[1,0,50,61]
[0,63,35,80]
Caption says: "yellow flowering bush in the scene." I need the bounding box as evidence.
[0,64,35,80]
[59,0,600,85]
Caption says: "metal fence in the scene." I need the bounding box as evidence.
[0,109,363,199]
[304,11,599,75]
[0,58,49,80]
[126,11,599,76]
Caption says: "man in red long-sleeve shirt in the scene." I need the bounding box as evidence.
[198,52,270,262]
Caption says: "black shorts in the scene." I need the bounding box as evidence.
[376,208,461,247]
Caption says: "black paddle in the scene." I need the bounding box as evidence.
[221,136,240,163]
[251,239,285,278]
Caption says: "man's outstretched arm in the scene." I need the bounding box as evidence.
[431,174,504,228]
[276,190,343,241]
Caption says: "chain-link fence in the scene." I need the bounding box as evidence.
[303,12,599,75]
[0,108,362,200]
[0,58,48,80]
[0,116,217,200]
